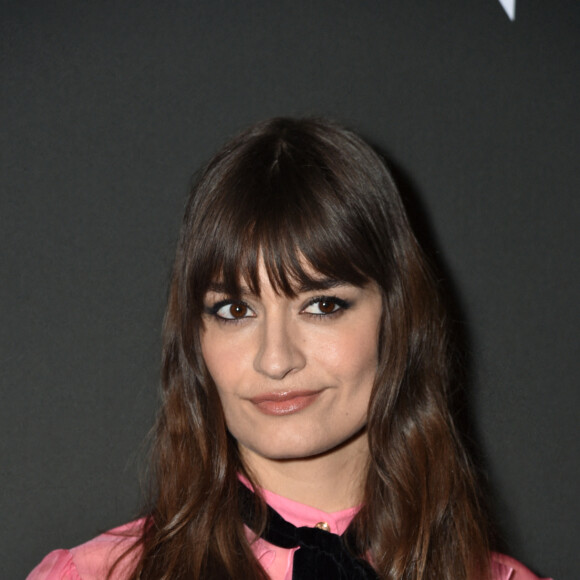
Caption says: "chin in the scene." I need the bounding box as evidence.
[247,430,359,463]
[241,432,330,461]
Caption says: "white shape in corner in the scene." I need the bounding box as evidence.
[497,0,516,20]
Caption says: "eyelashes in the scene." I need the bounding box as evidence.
[204,295,352,323]
[302,296,351,316]
[205,299,255,322]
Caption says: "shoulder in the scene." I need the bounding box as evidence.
[491,552,553,580]
[26,520,145,580]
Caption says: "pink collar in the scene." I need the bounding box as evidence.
[239,475,361,578]
[257,484,360,536]
[239,474,360,535]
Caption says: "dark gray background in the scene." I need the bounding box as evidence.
[2,1,578,578]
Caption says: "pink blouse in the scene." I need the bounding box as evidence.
[28,490,551,580]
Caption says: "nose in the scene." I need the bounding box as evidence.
[253,313,306,380]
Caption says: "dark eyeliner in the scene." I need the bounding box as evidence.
[304,295,352,313]
[204,298,252,320]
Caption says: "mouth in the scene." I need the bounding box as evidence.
[249,390,323,416]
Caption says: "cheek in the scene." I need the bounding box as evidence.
[315,322,379,379]
[200,331,244,395]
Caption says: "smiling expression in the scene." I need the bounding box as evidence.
[200,261,383,468]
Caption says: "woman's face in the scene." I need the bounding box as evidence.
[200,259,382,468]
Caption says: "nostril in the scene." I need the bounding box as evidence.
[253,327,306,380]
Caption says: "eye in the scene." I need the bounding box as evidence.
[211,300,255,321]
[302,296,350,316]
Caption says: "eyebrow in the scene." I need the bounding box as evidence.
[206,277,348,295]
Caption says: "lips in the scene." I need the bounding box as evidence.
[249,390,323,416]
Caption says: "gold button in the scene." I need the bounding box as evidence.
[314,521,330,532]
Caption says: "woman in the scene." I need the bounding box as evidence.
[28,118,550,579]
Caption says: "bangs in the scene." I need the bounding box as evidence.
[188,155,384,302]
[211,212,372,299]
[185,118,395,305]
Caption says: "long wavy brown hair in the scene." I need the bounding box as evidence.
[113,117,491,579]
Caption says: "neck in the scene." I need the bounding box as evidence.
[240,429,369,512]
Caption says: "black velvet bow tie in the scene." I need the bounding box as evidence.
[239,482,379,579]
